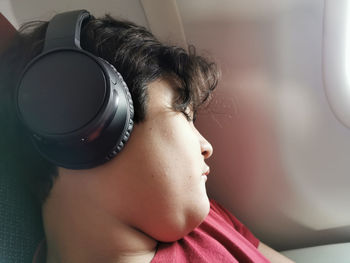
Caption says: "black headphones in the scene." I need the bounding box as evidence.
[15,10,134,169]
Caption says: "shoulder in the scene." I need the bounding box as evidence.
[208,199,260,248]
[209,199,243,229]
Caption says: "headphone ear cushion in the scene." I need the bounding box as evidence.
[98,58,135,159]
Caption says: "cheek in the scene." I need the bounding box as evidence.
[131,139,209,241]
[107,120,209,241]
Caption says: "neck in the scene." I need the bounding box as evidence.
[42,172,157,263]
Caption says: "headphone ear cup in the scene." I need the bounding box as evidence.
[16,49,134,169]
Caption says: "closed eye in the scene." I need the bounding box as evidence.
[181,110,196,123]
[182,111,192,122]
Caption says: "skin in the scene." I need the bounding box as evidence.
[43,78,213,263]
[42,78,293,262]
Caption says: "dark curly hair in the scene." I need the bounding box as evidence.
[0,13,219,205]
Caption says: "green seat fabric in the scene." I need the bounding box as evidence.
[0,82,45,262]
[0,13,45,262]
[0,161,44,262]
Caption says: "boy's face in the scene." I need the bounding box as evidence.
[91,78,213,242]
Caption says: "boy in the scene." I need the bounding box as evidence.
[1,10,293,262]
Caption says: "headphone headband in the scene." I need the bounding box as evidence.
[44,10,90,51]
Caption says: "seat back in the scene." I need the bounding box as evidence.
[0,13,44,262]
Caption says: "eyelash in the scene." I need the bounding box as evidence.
[182,111,196,122]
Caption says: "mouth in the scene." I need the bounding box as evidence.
[201,167,210,181]
[202,167,210,176]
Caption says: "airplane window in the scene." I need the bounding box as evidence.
[323,0,350,128]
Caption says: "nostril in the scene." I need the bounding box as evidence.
[201,144,213,159]
[202,150,209,158]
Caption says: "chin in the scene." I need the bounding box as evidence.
[196,192,211,218]
[181,197,211,239]
[197,195,211,224]
[150,197,210,243]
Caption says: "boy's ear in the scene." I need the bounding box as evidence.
[0,12,16,54]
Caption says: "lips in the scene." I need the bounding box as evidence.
[202,167,210,176]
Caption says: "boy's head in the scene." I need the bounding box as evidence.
[1,10,219,242]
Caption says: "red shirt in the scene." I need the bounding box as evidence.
[151,199,269,262]
[33,200,269,262]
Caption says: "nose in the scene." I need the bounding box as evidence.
[199,133,213,159]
